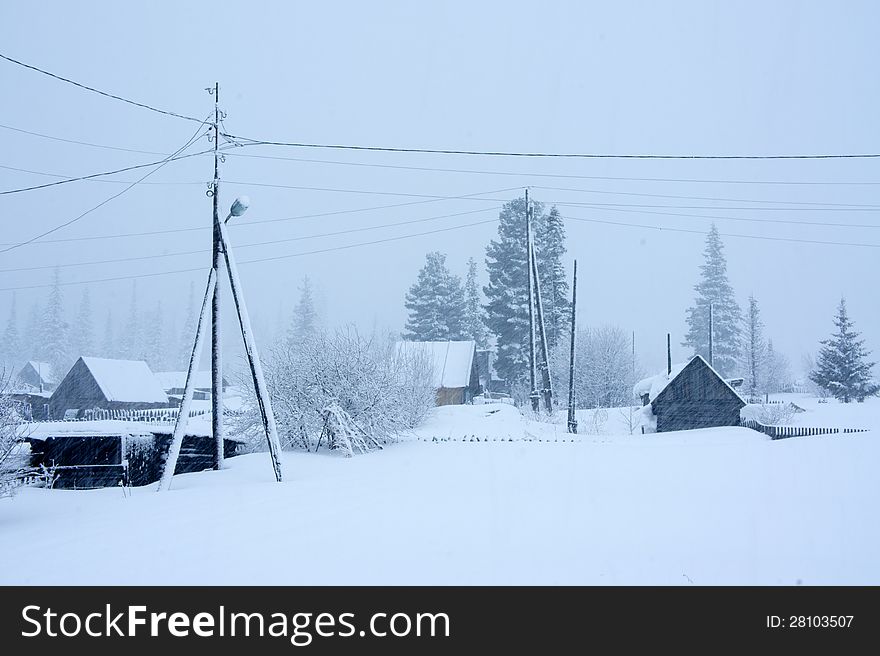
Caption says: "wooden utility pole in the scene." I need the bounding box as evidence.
[708,302,714,367]
[667,333,672,375]
[210,82,224,470]
[530,239,553,413]
[525,189,539,412]
[566,260,578,434]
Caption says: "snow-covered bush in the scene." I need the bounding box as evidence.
[757,403,796,426]
[237,328,435,454]
[0,370,53,497]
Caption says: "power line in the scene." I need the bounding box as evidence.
[0,52,205,124]
[0,207,500,273]
[0,120,210,254]
[0,216,502,291]
[222,132,880,160]
[0,150,213,195]
[0,186,520,247]
[0,163,202,186]
[221,149,880,186]
[0,122,168,155]
[565,214,880,248]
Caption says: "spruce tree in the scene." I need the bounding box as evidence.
[70,287,95,359]
[742,294,765,400]
[683,224,742,377]
[483,196,568,386]
[534,206,570,349]
[288,275,319,344]
[101,310,116,358]
[177,281,197,368]
[404,251,465,341]
[1,294,20,371]
[461,257,489,348]
[809,298,878,402]
[120,281,142,360]
[41,268,71,376]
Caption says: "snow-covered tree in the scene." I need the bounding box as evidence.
[40,268,71,376]
[764,340,791,395]
[119,282,143,361]
[177,281,197,368]
[0,294,20,370]
[0,369,53,497]
[143,301,165,371]
[23,302,42,362]
[742,294,766,401]
[484,197,569,387]
[243,328,435,455]
[101,310,116,358]
[809,298,878,403]
[572,325,638,409]
[461,257,488,348]
[404,251,465,341]
[683,224,742,377]
[70,288,95,359]
[534,206,570,349]
[288,275,319,345]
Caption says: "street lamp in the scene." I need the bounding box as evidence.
[226,195,250,222]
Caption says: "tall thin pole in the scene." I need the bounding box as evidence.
[667,333,672,375]
[566,260,578,434]
[530,239,553,412]
[708,302,714,367]
[210,82,224,470]
[218,221,283,482]
[158,269,217,491]
[525,189,538,411]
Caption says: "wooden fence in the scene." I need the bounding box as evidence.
[741,418,870,440]
[78,407,210,424]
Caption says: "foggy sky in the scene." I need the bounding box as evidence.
[1,0,879,376]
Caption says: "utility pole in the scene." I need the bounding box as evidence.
[525,189,539,412]
[566,260,578,434]
[530,239,553,413]
[667,333,672,375]
[210,82,224,470]
[708,302,714,367]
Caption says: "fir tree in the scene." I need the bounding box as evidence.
[177,281,197,368]
[742,294,765,400]
[404,251,465,341]
[461,257,489,348]
[288,276,319,344]
[24,302,43,362]
[809,298,878,402]
[683,224,742,377]
[41,268,71,376]
[143,301,165,371]
[119,282,142,360]
[101,310,116,358]
[483,197,568,385]
[1,294,20,371]
[534,206,570,349]
[70,287,95,359]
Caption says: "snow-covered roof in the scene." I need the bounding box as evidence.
[396,340,476,389]
[77,357,169,403]
[633,355,746,405]
[22,361,57,384]
[155,370,213,391]
[18,419,215,440]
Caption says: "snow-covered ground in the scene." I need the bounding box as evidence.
[2,402,878,585]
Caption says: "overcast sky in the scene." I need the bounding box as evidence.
[1,0,879,375]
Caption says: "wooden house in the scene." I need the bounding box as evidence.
[49,357,169,420]
[16,361,58,393]
[397,340,481,405]
[22,420,243,489]
[634,355,746,433]
[154,370,229,402]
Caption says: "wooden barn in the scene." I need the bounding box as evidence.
[9,391,51,421]
[16,361,58,392]
[22,420,243,489]
[49,357,169,420]
[635,355,746,433]
[397,340,481,405]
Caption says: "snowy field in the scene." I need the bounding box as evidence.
[2,403,878,585]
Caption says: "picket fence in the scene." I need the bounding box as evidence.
[740,418,870,440]
[77,407,210,424]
